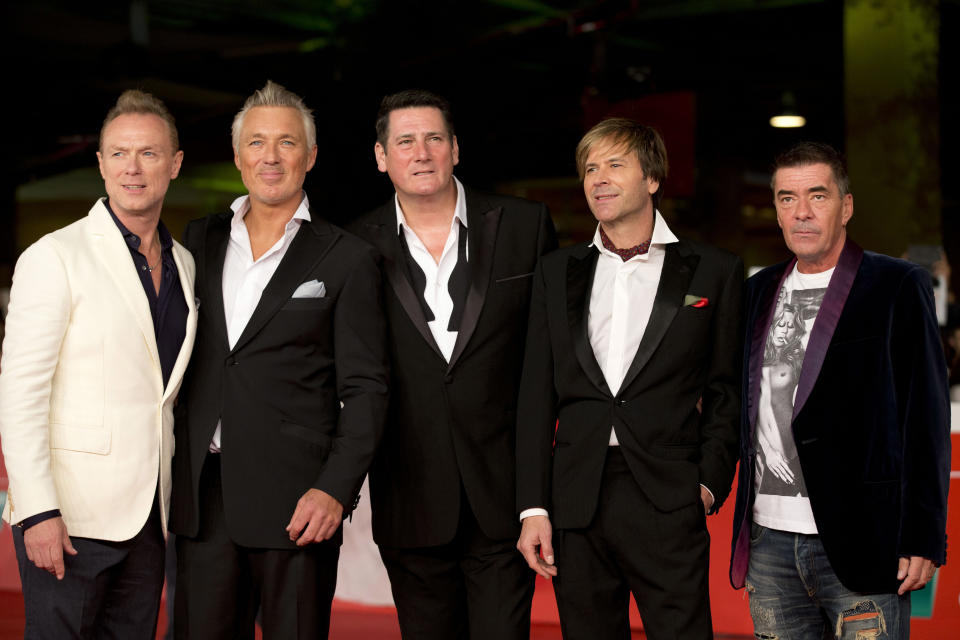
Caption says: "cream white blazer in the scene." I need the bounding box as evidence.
[0,199,197,540]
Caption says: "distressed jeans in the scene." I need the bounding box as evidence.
[745,524,910,639]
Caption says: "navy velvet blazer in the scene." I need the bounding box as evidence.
[730,239,951,594]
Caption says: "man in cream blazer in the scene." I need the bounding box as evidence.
[0,90,197,638]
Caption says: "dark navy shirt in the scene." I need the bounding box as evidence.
[105,200,188,388]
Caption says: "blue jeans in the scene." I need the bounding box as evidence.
[746,523,910,639]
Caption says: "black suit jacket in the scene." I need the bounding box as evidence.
[730,240,951,594]
[350,187,556,548]
[170,209,389,549]
[516,238,742,529]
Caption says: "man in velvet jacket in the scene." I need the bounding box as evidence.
[516,118,742,639]
[729,142,950,639]
[170,82,388,639]
[350,89,556,640]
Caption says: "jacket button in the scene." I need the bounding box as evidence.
[444,374,453,384]
[616,399,626,406]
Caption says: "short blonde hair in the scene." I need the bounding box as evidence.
[100,90,179,151]
[231,80,316,150]
[575,118,668,206]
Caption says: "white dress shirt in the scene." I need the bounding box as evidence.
[209,193,311,452]
[588,211,678,445]
[394,177,468,362]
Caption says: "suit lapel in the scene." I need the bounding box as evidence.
[447,190,501,372]
[163,243,199,400]
[618,242,699,393]
[566,244,610,395]
[88,201,161,379]
[362,203,444,360]
[747,261,793,436]
[229,218,339,354]
[203,214,232,351]
[792,239,863,419]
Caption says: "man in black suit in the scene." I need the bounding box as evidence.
[516,118,742,639]
[729,143,950,639]
[350,89,556,640]
[170,81,389,639]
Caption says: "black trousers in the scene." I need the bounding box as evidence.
[552,447,712,640]
[379,488,535,640]
[13,498,165,640]
[174,454,339,640]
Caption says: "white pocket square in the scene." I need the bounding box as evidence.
[292,279,326,299]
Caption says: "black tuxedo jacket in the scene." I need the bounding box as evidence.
[350,188,556,548]
[170,209,389,549]
[516,238,742,529]
[730,240,951,594]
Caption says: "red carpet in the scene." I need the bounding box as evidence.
[0,591,677,639]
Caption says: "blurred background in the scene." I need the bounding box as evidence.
[2,2,960,636]
[3,0,957,281]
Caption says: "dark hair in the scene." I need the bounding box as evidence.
[100,89,179,152]
[575,118,669,208]
[771,142,850,196]
[375,89,455,147]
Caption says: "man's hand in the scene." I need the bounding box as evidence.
[23,517,77,580]
[517,515,558,579]
[285,489,344,546]
[897,556,937,595]
[699,485,715,514]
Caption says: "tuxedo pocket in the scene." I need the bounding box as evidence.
[280,297,333,311]
[495,272,534,283]
[280,420,331,451]
[49,424,111,455]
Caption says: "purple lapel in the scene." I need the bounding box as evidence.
[731,259,793,588]
[791,239,864,419]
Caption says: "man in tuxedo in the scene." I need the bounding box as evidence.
[516,118,742,639]
[170,81,388,639]
[0,90,196,637]
[729,142,950,639]
[350,89,556,639]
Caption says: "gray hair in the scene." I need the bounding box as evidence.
[231,80,316,150]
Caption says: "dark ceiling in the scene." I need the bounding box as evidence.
[16,0,929,275]
[12,0,840,195]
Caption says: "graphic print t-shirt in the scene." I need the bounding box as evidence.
[752,264,833,534]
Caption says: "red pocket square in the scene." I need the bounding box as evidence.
[683,295,709,308]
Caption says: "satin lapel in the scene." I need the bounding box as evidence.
[619,242,699,392]
[88,201,161,377]
[229,219,338,354]
[792,240,863,419]
[203,215,231,351]
[747,260,794,436]
[566,245,609,395]
[163,243,199,401]
[364,205,444,360]
[447,194,501,372]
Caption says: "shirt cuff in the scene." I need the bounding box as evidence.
[519,507,549,522]
[18,509,61,531]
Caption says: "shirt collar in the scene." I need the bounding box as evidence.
[394,176,467,233]
[104,197,173,252]
[229,192,312,231]
[590,209,678,259]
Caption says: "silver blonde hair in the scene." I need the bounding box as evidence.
[231,80,316,150]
